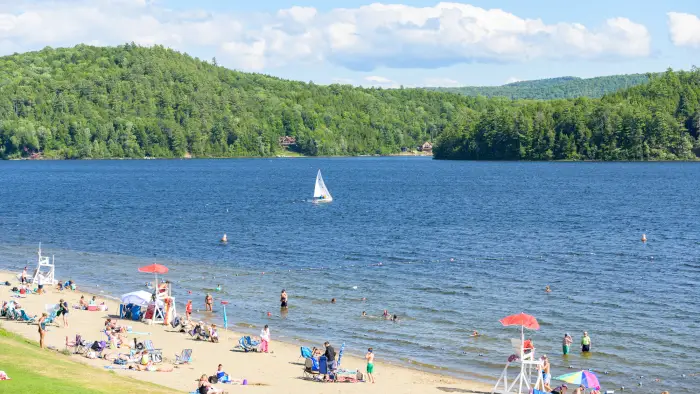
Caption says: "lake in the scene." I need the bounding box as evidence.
[0,158,698,393]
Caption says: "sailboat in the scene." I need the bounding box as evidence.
[313,169,333,203]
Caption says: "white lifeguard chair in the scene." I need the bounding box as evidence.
[492,337,545,394]
[29,244,57,286]
[151,278,176,325]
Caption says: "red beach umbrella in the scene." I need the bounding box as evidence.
[138,264,169,274]
[500,312,540,343]
[138,264,169,288]
[499,312,540,330]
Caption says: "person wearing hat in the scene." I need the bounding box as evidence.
[552,383,568,394]
[563,333,573,355]
[581,331,591,353]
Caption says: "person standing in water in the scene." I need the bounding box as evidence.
[581,331,591,353]
[365,348,375,383]
[280,289,288,309]
[563,333,573,355]
[205,293,213,312]
[185,300,193,321]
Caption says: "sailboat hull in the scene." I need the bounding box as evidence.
[312,198,333,203]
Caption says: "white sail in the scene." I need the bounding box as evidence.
[313,170,333,202]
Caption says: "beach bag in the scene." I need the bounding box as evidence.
[208,375,219,384]
[356,371,364,381]
[11,287,18,292]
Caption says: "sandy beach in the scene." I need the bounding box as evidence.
[0,269,492,394]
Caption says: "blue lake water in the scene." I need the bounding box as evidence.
[0,158,698,393]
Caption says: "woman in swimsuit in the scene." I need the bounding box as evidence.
[38,312,48,349]
[280,289,288,309]
[205,294,213,312]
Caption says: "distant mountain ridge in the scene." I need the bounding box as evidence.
[426,74,654,100]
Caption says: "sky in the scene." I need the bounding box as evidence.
[1,0,699,87]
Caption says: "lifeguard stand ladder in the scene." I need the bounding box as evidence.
[30,244,57,285]
[492,338,544,394]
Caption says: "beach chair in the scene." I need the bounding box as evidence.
[237,336,259,352]
[143,340,163,363]
[175,349,193,364]
[302,357,320,379]
[299,346,313,360]
[18,310,36,323]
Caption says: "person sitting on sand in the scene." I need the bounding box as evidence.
[56,280,64,291]
[572,384,585,394]
[210,324,219,343]
[551,383,568,394]
[89,296,97,306]
[79,295,88,309]
[312,347,322,359]
[215,364,231,383]
[197,374,226,394]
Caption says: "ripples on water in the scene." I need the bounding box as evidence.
[1,159,699,394]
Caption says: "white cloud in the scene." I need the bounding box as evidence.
[668,12,700,48]
[423,77,461,87]
[0,1,652,72]
[506,77,522,84]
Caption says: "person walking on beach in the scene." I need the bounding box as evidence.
[38,312,47,349]
[542,355,551,391]
[186,300,193,321]
[20,267,27,284]
[57,298,69,328]
[205,293,213,312]
[259,325,270,353]
[563,333,573,355]
[280,289,288,309]
[581,331,591,353]
[365,347,375,383]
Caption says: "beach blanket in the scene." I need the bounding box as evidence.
[0,371,11,380]
[335,369,361,383]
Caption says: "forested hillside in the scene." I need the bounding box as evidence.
[434,69,700,160]
[0,45,698,161]
[428,74,651,99]
[0,44,472,159]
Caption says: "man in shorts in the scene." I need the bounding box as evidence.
[365,348,375,383]
[542,355,551,391]
[581,331,591,353]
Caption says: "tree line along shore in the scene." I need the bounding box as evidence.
[0,44,698,161]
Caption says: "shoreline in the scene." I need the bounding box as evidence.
[0,269,492,393]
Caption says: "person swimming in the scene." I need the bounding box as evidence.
[362,311,367,317]
[641,233,647,243]
[391,314,399,322]
[221,234,228,243]
[471,330,480,337]
[331,298,336,304]
[545,285,552,293]
[215,284,221,292]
